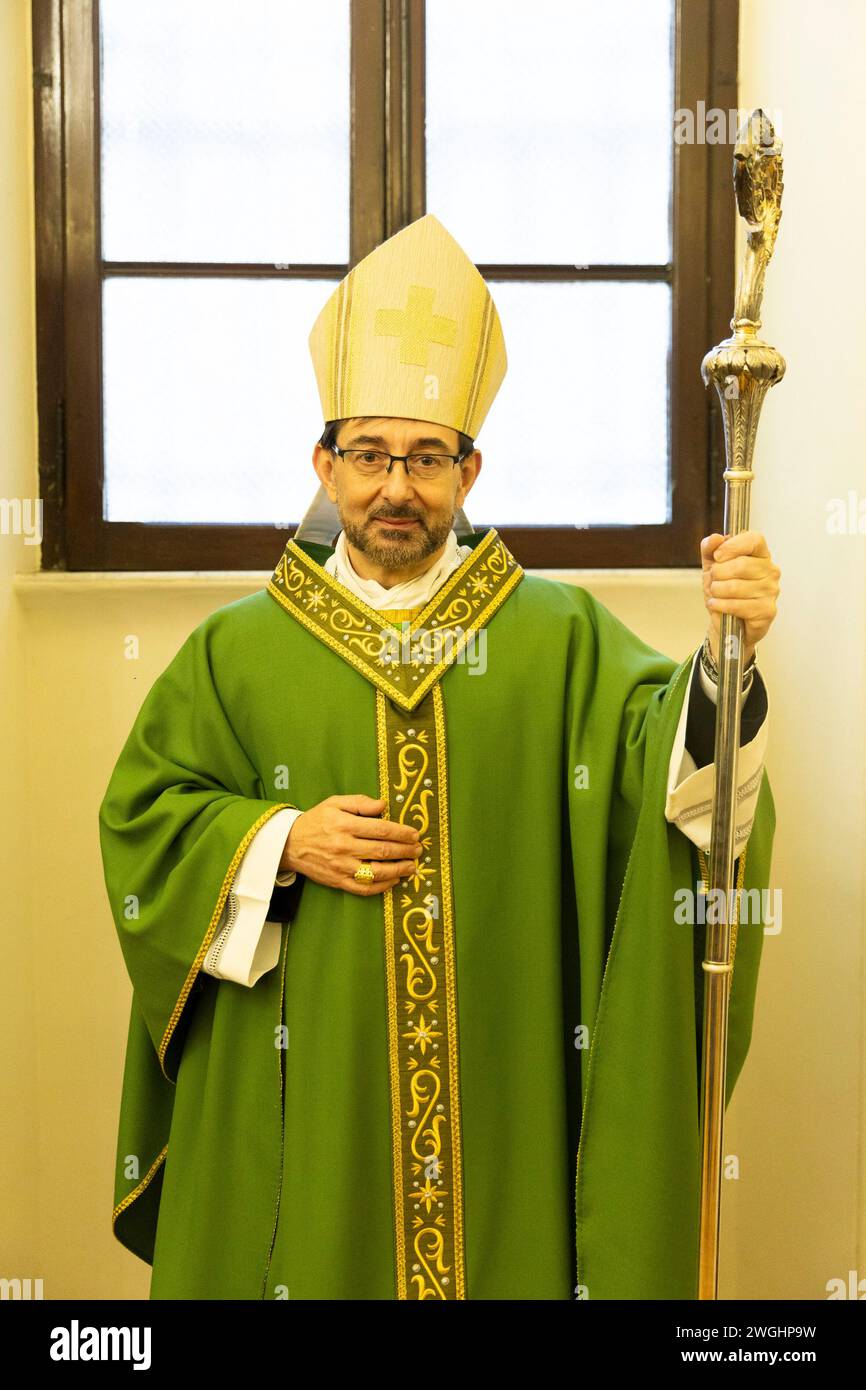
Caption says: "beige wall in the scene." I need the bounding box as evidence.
[1,0,863,1300]
[0,0,39,1293]
[729,0,866,1300]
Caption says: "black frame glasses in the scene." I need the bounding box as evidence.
[329,444,468,479]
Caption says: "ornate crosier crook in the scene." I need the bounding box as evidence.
[697,110,785,1301]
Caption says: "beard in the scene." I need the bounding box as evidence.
[339,503,455,570]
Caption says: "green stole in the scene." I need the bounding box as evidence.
[267,526,523,1299]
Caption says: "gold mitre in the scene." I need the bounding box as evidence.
[308,213,507,439]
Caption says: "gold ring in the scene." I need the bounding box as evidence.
[354,861,376,884]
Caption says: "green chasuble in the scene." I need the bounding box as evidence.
[99,526,775,1300]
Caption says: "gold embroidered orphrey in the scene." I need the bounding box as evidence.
[267,528,524,1298]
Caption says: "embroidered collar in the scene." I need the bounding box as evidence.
[266,526,524,710]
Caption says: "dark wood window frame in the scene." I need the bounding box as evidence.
[32,0,738,571]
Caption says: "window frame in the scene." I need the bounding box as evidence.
[32,0,738,571]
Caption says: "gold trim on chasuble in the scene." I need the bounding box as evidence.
[266,529,524,1298]
[266,526,523,712]
[112,803,296,1236]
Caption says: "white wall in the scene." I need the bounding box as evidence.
[729,0,866,1299]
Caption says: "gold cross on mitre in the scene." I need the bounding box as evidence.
[374,284,457,366]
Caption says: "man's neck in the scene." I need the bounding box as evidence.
[343,535,451,589]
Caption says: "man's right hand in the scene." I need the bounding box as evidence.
[278,794,423,896]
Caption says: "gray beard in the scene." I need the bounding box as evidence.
[340,510,455,571]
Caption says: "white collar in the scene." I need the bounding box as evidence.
[324,529,472,609]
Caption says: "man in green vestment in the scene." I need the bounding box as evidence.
[99,214,779,1300]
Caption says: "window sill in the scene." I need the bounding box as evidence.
[13,567,698,599]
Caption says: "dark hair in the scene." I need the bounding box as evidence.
[319,417,475,458]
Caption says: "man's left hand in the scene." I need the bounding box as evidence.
[700,531,781,665]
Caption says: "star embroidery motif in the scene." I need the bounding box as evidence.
[400,859,436,894]
[402,1012,442,1055]
[411,1178,450,1215]
[304,585,327,612]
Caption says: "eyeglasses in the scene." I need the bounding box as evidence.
[330,444,467,480]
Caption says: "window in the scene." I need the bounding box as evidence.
[33,0,738,570]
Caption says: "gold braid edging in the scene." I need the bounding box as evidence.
[157,802,296,1081]
[432,681,466,1284]
[115,807,295,1237]
[576,655,697,1294]
[111,1144,168,1228]
[261,924,292,1297]
[377,689,407,1298]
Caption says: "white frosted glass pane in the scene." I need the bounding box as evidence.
[426,0,673,264]
[100,0,349,262]
[468,281,670,526]
[102,278,337,523]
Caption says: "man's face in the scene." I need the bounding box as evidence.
[313,416,481,572]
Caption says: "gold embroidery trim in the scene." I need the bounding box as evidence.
[377,683,466,1299]
[266,527,524,711]
[112,1144,168,1229]
[158,802,296,1081]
